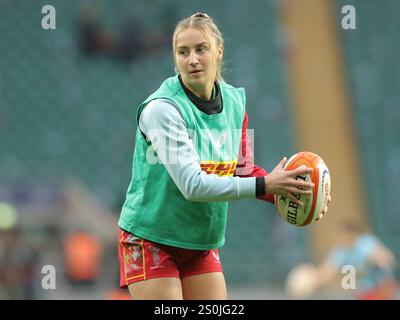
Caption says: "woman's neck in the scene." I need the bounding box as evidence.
[183,80,214,100]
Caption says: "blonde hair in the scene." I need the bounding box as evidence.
[172,12,224,81]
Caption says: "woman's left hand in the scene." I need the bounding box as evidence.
[315,195,332,221]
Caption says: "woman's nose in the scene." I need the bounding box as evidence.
[189,52,199,66]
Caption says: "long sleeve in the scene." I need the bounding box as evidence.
[234,112,275,204]
[139,99,257,202]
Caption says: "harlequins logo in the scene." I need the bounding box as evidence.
[216,131,228,148]
[148,246,160,267]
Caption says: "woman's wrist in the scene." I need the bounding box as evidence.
[263,175,270,194]
[256,177,266,197]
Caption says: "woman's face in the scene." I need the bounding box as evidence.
[175,27,222,97]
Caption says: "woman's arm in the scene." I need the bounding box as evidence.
[235,112,315,206]
[140,100,313,204]
[139,99,256,202]
[234,112,274,203]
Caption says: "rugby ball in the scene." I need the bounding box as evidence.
[285,263,319,298]
[274,151,331,226]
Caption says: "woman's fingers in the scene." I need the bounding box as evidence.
[287,186,312,195]
[316,205,329,221]
[293,179,314,191]
[291,165,313,177]
[316,195,332,221]
[284,165,314,190]
[287,192,304,207]
[272,157,287,172]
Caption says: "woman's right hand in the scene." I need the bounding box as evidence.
[264,157,314,206]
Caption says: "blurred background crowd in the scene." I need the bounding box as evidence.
[0,0,399,299]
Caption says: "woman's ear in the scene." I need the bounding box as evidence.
[217,45,224,62]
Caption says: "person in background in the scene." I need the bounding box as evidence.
[315,222,397,300]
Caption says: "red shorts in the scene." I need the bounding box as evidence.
[118,229,223,288]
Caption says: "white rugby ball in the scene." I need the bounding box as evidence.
[274,151,331,226]
[286,263,319,298]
